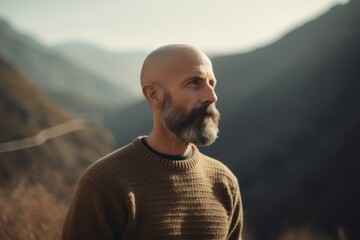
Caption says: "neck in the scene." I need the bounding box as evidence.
[146,129,192,157]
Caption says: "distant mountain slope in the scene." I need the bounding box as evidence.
[103,1,360,239]
[54,42,146,97]
[207,1,360,239]
[0,19,134,111]
[0,57,115,200]
[104,99,152,146]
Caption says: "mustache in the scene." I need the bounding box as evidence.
[188,104,220,121]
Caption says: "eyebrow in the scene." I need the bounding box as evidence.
[185,71,212,80]
[183,75,217,86]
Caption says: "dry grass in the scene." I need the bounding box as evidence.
[0,183,67,240]
[278,226,348,240]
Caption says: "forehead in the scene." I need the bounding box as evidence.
[167,51,215,80]
[182,62,215,80]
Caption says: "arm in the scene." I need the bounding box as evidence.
[61,177,126,240]
[227,183,244,240]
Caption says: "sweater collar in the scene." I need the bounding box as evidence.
[131,137,200,171]
[140,137,192,160]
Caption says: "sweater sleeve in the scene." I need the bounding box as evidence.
[227,182,244,240]
[61,177,126,240]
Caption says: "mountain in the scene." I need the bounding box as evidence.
[208,1,360,239]
[0,18,134,112]
[104,99,153,147]
[54,42,147,97]
[0,57,117,238]
[104,1,360,239]
[0,57,115,197]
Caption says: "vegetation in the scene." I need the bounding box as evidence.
[0,57,115,239]
[0,183,66,240]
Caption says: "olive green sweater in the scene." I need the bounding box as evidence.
[62,137,243,240]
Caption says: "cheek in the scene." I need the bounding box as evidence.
[169,88,201,111]
[185,94,203,108]
[173,96,196,111]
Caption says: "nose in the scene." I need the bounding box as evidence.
[202,84,218,105]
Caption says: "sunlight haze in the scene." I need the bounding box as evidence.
[0,0,350,54]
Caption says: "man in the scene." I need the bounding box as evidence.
[62,44,243,240]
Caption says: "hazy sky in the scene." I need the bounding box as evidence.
[0,0,349,54]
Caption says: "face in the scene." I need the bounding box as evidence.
[161,48,218,114]
[161,88,220,146]
[152,46,220,145]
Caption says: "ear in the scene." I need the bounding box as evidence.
[142,84,164,109]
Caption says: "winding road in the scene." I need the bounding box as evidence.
[0,119,88,153]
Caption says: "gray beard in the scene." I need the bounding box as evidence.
[161,93,220,146]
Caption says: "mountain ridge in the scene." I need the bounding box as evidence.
[0,18,134,112]
[0,56,116,239]
[53,41,146,96]
[0,56,115,198]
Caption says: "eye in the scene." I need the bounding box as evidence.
[187,78,201,87]
[209,79,216,88]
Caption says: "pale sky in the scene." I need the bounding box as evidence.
[0,0,349,54]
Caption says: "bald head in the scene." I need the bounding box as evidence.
[140,44,212,88]
[140,44,219,146]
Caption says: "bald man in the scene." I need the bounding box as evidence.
[62,44,243,240]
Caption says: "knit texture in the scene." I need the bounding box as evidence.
[62,137,243,240]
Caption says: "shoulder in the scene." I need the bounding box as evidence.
[198,152,241,214]
[200,153,238,180]
[85,142,131,175]
[199,152,239,190]
[79,139,140,192]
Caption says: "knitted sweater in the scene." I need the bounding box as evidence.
[62,137,243,240]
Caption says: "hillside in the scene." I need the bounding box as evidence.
[0,56,115,193]
[0,18,134,112]
[54,42,146,97]
[208,1,360,239]
[0,57,115,238]
[104,99,152,147]
[104,1,360,239]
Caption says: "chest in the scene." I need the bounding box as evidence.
[126,174,232,239]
